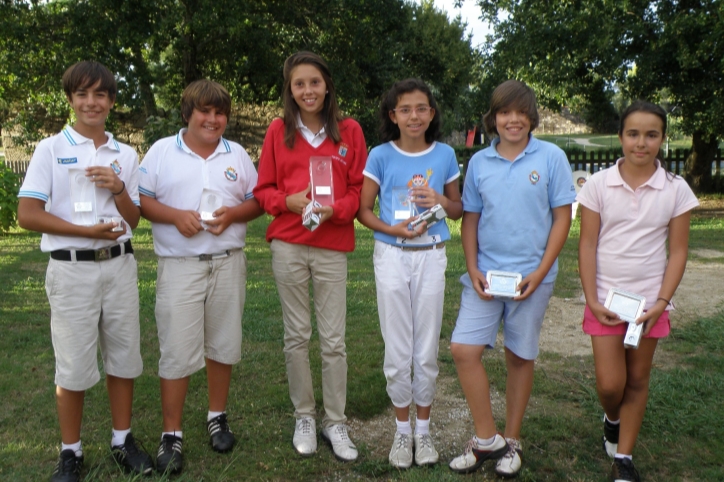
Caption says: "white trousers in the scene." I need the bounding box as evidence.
[373,240,447,408]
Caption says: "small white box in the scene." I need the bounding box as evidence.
[302,200,323,231]
[410,204,447,232]
[624,321,644,349]
[485,270,522,298]
[604,288,647,350]
[97,216,124,232]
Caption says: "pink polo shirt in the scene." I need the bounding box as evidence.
[576,159,698,310]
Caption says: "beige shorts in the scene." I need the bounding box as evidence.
[46,254,142,391]
[155,249,246,379]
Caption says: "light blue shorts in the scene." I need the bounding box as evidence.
[451,273,554,360]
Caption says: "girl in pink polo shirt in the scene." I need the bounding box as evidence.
[577,101,699,482]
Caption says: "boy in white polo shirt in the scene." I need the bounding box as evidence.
[139,79,263,475]
[17,61,153,482]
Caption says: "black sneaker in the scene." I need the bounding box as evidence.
[50,449,83,482]
[611,457,641,482]
[207,413,235,453]
[603,416,620,458]
[156,434,183,474]
[111,432,153,475]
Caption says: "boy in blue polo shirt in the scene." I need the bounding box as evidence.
[17,61,153,482]
[448,80,575,477]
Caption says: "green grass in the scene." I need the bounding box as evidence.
[1,211,724,480]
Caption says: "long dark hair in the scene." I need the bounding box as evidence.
[619,100,670,173]
[282,51,342,149]
[379,78,441,144]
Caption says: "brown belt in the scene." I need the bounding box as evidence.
[399,242,445,252]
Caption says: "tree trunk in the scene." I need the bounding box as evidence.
[131,47,158,118]
[685,131,718,193]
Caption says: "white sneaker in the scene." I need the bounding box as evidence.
[321,424,358,462]
[292,417,317,456]
[388,432,413,468]
[414,433,439,466]
[448,434,508,474]
[495,438,522,477]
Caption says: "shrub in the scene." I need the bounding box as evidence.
[0,162,20,232]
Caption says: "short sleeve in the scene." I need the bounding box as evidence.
[672,177,699,217]
[576,172,603,213]
[548,148,577,208]
[363,147,383,185]
[138,143,160,198]
[18,138,53,202]
[445,148,461,184]
[461,152,483,213]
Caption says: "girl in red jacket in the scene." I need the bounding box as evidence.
[253,51,367,462]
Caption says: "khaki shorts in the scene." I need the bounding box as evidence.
[46,254,142,391]
[155,249,246,379]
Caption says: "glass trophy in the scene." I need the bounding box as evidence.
[310,156,334,206]
[68,168,97,225]
[199,189,223,221]
[97,216,124,232]
[604,288,647,349]
[392,187,413,220]
[485,270,522,298]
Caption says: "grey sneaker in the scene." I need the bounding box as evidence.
[321,424,358,462]
[494,438,522,478]
[611,457,641,482]
[156,434,183,474]
[414,433,439,466]
[111,432,153,475]
[292,417,317,456]
[50,449,83,482]
[449,434,508,474]
[388,432,413,468]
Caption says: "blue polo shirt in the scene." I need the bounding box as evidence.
[462,136,576,283]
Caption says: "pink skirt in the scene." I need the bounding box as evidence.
[582,305,670,338]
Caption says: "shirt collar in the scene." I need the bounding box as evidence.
[296,113,326,138]
[485,135,538,161]
[175,128,231,156]
[607,158,666,190]
[62,126,120,151]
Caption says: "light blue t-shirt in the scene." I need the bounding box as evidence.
[462,136,576,283]
[363,141,461,247]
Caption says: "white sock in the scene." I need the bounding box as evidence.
[207,410,224,422]
[614,453,632,460]
[161,431,183,440]
[111,428,131,447]
[415,418,430,435]
[474,435,497,447]
[395,419,412,435]
[605,415,621,425]
[62,440,82,457]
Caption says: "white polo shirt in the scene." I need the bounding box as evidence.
[18,126,140,252]
[139,129,258,257]
[576,159,699,309]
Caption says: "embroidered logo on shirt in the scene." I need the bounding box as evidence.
[110,160,122,175]
[407,169,433,188]
[139,166,147,174]
[224,167,238,181]
[57,157,78,165]
[529,170,540,184]
[338,143,348,157]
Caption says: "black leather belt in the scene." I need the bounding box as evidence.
[50,240,133,262]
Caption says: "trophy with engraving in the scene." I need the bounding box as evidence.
[68,168,97,225]
[303,157,335,231]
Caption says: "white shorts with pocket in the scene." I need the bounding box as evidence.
[46,254,142,391]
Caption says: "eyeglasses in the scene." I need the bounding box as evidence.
[393,106,432,116]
